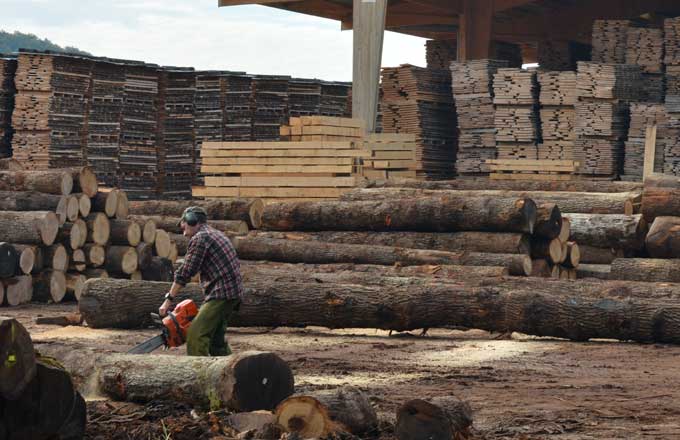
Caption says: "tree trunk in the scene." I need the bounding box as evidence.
[71,166,99,198]
[65,273,87,301]
[79,277,680,343]
[645,216,680,258]
[342,188,640,215]
[92,190,118,218]
[0,191,64,212]
[109,219,142,246]
[534,203,562,239]
[128,199,264,229]
[362,178,643,193]
[578,245,624,264]
[234,237,531,275]
[641,188,680,222]
[275,386,377,437]
[0,318,36,400]
[610,258,680,282]
[154,229,172,258]
[76,194,91,218]
[530,238,562,264]
[94,351,294,411]
[261,197,537,233]
[3,275,32,306]
[395,396,473,440]
[141,257,174,282]
[105,246,138,275]
[563,213,647,250]
[250,231,532,255]
[69,248,86,272]
[43,244,69,271]
[11,244,40,275]
[136,242,154,270]
[577,264,611,280]
[0,242,18,278]
[32,270,66,303]
[563,243,580,268]
[169,233,189,256]
[0,211,59,246]
[0,170,73,195]
[127,215,249,235]
[83,244,105,267]
[56,195,79,224]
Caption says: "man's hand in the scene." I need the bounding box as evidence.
[159,299,172,317]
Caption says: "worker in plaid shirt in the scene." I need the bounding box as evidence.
[159,206,244,356]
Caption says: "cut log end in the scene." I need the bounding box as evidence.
[155,230,172,259]
[249,199,265,230]
[77,166,99,198]
[87,213,111,246]
[142,220,157,244]
[395,397,473,440]
[78,194,92,218]
[40,212,60,246]
[0,318,36,399]
[4,275,33,306]
[115,190,129,219]
[18,246,36,275]
[229,351,295,412]
[66,273,87,301]
[276,396,334,437]
[559,217,571,243]
[61,172,74,195]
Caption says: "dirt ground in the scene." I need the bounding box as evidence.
[5,301,680,439]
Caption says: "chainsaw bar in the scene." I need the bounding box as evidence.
[128,334,165,354]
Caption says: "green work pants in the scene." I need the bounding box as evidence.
[186,298,240,356]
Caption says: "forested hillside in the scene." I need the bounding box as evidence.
[0,30,89,55]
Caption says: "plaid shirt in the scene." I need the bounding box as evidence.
[174,224,244,302]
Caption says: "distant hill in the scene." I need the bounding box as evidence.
[0,30,90,56]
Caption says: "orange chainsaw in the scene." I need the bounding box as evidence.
[128,299,199,354]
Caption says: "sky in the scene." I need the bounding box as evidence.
[2,0,427,81]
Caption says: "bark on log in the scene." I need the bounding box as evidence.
[641,189,680,222]
[577,264,611,280]
[141,257,174,282]
[65,272,87,301]
[94,351,294,411]
[530,238,562,264]
[105,246,138,275]
[71,166,98,198]
[275,386,377,437]
[234,237,531,275]
[0,170,73,195]
[92,190,118,218]
[127,215,249,235]
[76,194,91,218]
[563,243,580,269]
[645,216,680,258]
[32,270,66,303]
[56,195,79,225]
[0,191,63,212]
[136,242,154,270]
[3,275,32,306]
[0,317,36,399]
[128,198,264,229]
[534,203,562,240]
[395,396,473,440]
[0,242,18,278]
[0,211,59,246]
[261,197,537,233]
[578,245,624,264]
[11,244,38,275]
[362,178,643,193]
[644,174,680,189]
[114,189,129,219]
[83,244,105,267]
[610,258,680,282]
[250,231,532,255]
[83,268,109,279]
[169,233,189,255]
[43,244,69,271]
[79,277,680,343]
[109,219,142,246]
[0,158,23,170]
[154,229,172,258]
[564,213,647,250]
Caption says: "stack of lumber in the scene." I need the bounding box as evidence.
[319,80,352,117]
[626,26,665,102]
[361,133,417,179]
[450,59,508,175]
[664,17,680,104]
[623,103,666,179]
[537,71,576,161]
[486,159,579,181]
[11,50,91,169]
[425,39,456,70]
[289,78,322,117]
[251,75,290,141]
[537,40,572,71]
[574,62,642,176]
[223,73,254,141]
[157,68,196,200]
[591,20,631,63]
[194,71,227,186]
[86,58,125,187]
[380,64,457,179]
[0,57,16,158]
[281,116,364,142]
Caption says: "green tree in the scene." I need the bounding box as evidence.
[0,30,90,55]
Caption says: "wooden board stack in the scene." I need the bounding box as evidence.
[319,81,352,117]
[626,27,665,102]
[493,68,539,160]
[289,78,322,117]
[0,57,16,158]
[537,40,572,71]
[223,73,253,142]
[252,75,290,141]
[194,71,227,185]
[537,71,576,161]
[425,40,456,70]
[380,64,457,179]
[664,17,680,103]
[623,103,667,179]
[574,62,642,176]
[362,133,417,179]
[281,116,364,142]
[11,50,92,169]
[450,59,508,175]
[486,159,579,181]
[591,20,631,63]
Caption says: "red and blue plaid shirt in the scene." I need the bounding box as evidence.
[174,224,244,302]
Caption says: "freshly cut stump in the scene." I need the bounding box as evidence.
[0,317,36,400]
[395,396,473,440]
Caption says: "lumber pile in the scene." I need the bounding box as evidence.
[252,74,290,141]
[380,64,457,179]
[626,26,665,102]
[223,73,254,141]
[281,115,364,142]
[665,17,680,105]
[319,80,352,117]
[288,78,322,117]
[537,40,572,71]
[194,71,228,186]
[538,71,576,161]
[450,59,508,175]
[0,57,16,158]
[361,133,417,180]
[485,159,579,181]
[623,103,667,179]
[425,39,456,70]
[591,20,631,64]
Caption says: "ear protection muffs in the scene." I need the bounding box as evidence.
[184,211,199,226]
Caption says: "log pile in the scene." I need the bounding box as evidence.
[537,71,576,161]
[591,19,631,63]
[0,57,16,158]
[623,103,667,179]
[493,69,539,160]
[380,64,457,179]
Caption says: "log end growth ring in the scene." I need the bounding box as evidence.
[275,396,333,438]
[229,351,295,412]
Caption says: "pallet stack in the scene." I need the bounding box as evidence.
[380,64,457,179]
[252,75,290,141]
[320,81,352,117]
[193,71,227,186]
[591,19,631,63]
[223,73,253,142]
[451,59,508,175]
[626,26,665,102]
[425,40,456,70]
[574,62,642,176]
[289,78,322,117]
[537,71,576,161]
[0,57,16,158]
[622,103,667,179]
[361,133,417,179]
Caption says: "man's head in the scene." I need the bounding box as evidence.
[179,206,208,237]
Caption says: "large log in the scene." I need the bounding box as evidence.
[76,194,91,218]
[534,203,562,239]
[250,231,532,255]
[0,191,63,212]
[261,197,537,233]
[95,351,294,411]
[578,245,624,264]
[71,166,99,197]
[43,244,69,271]
[141,257,174,282]
[362,178,643,193]
[563,213,647,250]
[610,258,680,282]
[109,219,142,246]
[154,229,172,259]
[646,216,680,258]
[136,242,154,270]
[127,215,249,235]
[85,213,110,246]
[641,188,680,222]
[56,195,79,224]
[395,396,473,440]
[3,275,32,306]
[576,264,611,280]
[57,219,87,250]
[83,244,105,267]
[114,189,129,219]
[0,211,59,246]
[92,190,118,218]
[0,170,73,195]
[0,242,19,278]
[563,242,580,268]
[233,237,532,275]
[105,246,138,275]
[275,386,377,437]
[32,270,67,303]
[128,199,264,229]
[342,188,640,215]
[530,238,562,264]
[78,277,680,343]
[11,244,40,275]
[0,317,36,399]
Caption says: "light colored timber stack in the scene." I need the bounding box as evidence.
[591,20,631,64]
[538,71,576,161]
[361,133,417,180]
[664,19,680,178]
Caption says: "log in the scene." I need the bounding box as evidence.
[11,244,39,275]
[109,219,142,246]
[56,195,79,225]
[92,190,118,218]
[169,233,189,255]
[641,189,680,222]
[342,188,639,215]
[128,198,264,229]
[83,244,105,267]
[0,242,19,278]
[105,246,138,275]
[578,245,624,264]
[261,197,537,233]
[71,166,99,198]
[395,396,473,440]
[141,257,174,282]
[32,270,66,303]
[154,229,172,259]
[563,213,647,250]
[0,170,73,195]
[0,281,3,303]
[530,238,562,264]
[139,218,157,244]
[127,215,249,235]
[534,203,562,240]
[610,258,680,282]
[43,244,69,271]
[135,242,154,270]
[563,242,580,268]
[645,216,680,258]
[644,174,680,189]
[250,231,532,255]
[275,386,378,437]
[0,211,59,245]
[576,264,611,280]
[65,273,87,301]
[76,194,91,218]
[114,189,129,219]
[362,178,643,193]
[85,213,110,246]
[530,259,552,278]
[168,242,178,263]
[3,275,32,306]
[94,351,294,411]
[69,249,86,272]
[0,158,23,170]
[35,314,83,326]
[0,317,36,399]
[79,277,680,343]
[57,219,87,250]
[234,237,532,275]
[0,191,63,212]
[83,268,109,279]
[559,217,570,243]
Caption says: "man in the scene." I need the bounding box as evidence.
[159,206,244,356]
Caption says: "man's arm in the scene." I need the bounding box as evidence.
[159,233,209,316]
